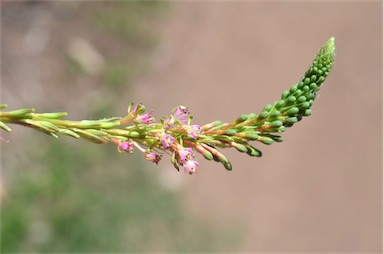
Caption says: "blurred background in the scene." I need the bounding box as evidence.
[0,1,382,253]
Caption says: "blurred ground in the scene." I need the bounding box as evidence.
[1,1,382,253]
[133,2,383,252]
[1,2,242,252]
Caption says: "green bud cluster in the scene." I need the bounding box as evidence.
[258,37,335,132]
[200,37,335,168]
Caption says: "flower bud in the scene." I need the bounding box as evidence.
[309,82,318,90]
[281,90,290,99]
[35,121,60,132]
[201,144,232,170]
[277,126,286,132]
[301,102,310,109]
[136,104,146,114]
[37,112,68,119]
[258,136,274,145]
[232,114,248,125]
[287,96,296,103]
[223,129,237,136]
[0,121,11,132]
[306,93,316,100]
[290,84,298,93]
[297,96,306,103]
[171,152,180,171]
[284,117,298,124]
[303,109,312,116]
[59,129,80,138]
[276,100,285,108]
[242,132,259,140]
[74,120,102,128]
[270,135,283,142]
[263,104,273,112]
[317,76,325,84]
[270,120,283,127]
[5,108,34,117]
[257,111,269,119]
[285,107,299,115]
[245,145,262,157]
[202,120,224,130]
[269,109,281,118]
[209,122,230,131]
[223,161,232,171]
[195,144,214,161]
[232,142,248,153]
[74,129,108,144]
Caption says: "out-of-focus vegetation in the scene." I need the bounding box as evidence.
[1,2,243,252]
[2,141,242,252]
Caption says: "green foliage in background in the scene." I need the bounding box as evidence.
[1,2,242,253]
[2,141,242,252]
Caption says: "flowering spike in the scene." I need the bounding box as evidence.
[1,38,335,174]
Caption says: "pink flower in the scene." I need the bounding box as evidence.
[174,106,189,124]
[136,112,154,124]
[179,147,193,163]
[184,124,203,139]
[183,160,199,174]
[158,133,176,149]
[121,103,147,125]
[164,106,189,126]
[146,152,162,164]
[129,103,145,114]
[119,142,132,152]
[111,138,133,153]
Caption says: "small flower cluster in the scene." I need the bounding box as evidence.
[110,104,203,174]
[0,38,336,175]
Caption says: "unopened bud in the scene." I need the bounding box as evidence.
[258,136,274,145]
[38,112,68,119]
[0,121,11,132]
